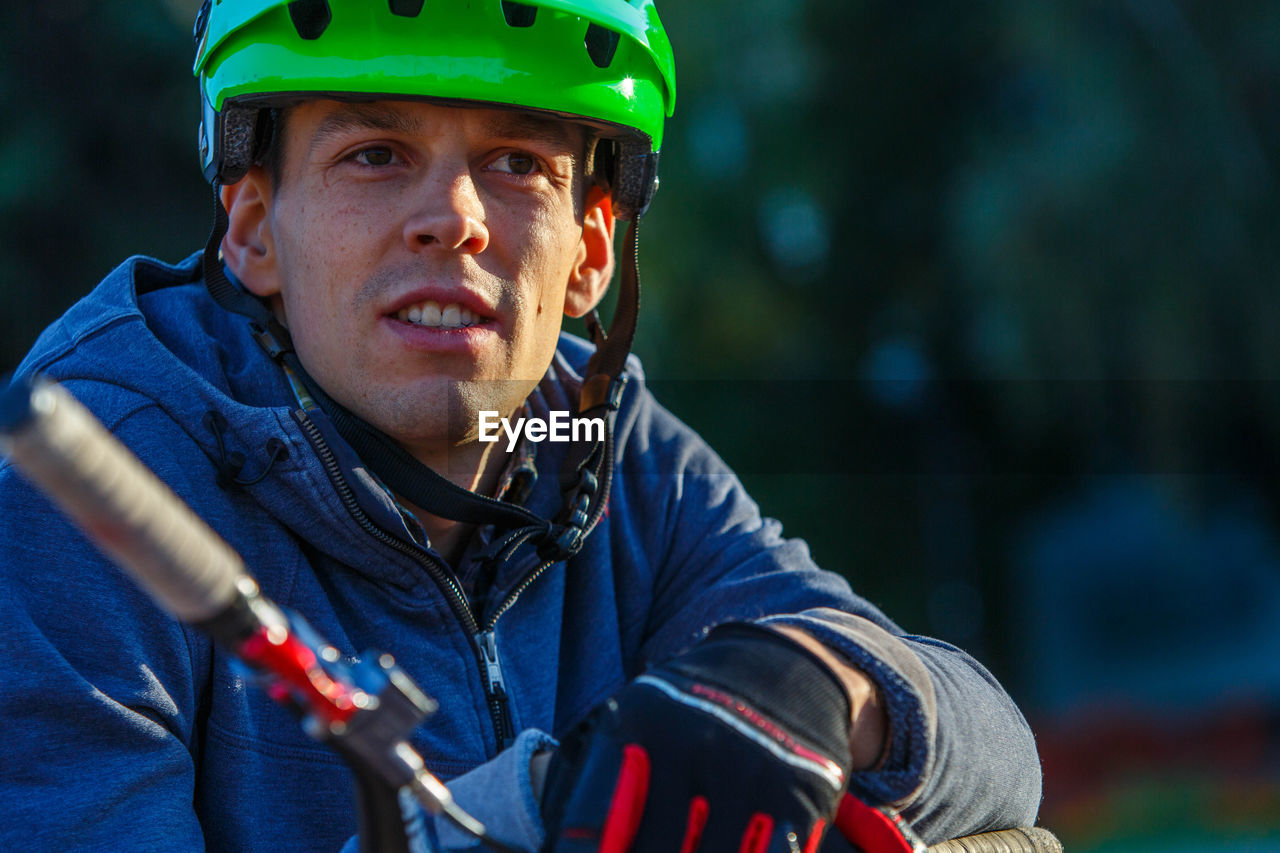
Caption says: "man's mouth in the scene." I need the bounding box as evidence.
[395,300,490,330]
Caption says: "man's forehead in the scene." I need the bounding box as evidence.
[301,100,585,152]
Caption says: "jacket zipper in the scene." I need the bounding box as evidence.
[475,630,513,745]
[471,555,557,746]
[295,410,522,745]
[295,410,569,749]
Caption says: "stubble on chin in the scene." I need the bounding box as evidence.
[354,377,533,449]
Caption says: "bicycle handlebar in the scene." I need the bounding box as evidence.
[0,374,515,853]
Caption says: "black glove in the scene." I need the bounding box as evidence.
[541,623,855,852]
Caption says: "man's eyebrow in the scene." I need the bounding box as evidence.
[305,103,584,161]
[480,113,583,154]
[308,104,424,154]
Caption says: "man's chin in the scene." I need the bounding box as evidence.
[354,378,535,446]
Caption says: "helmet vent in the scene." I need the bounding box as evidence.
[584,23,620,68]
[389,0,425,16]
[287,0,331,40]
[501,2,537,27]
[193,0,211,46]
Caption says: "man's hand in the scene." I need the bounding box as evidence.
[540,623,863,852]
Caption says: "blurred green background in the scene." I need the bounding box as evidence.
[5,1,1280,849]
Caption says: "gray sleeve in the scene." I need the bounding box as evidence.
[432,728,557,852]
[762,609,1042,843]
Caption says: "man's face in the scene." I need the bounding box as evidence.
[228,99,614,459]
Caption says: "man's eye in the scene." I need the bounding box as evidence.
[352,147,395,167]
[492,152,540,176]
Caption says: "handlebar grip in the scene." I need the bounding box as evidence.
[0,374,247,623]
[925,827,1063,853]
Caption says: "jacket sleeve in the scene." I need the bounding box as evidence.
[612,388,1043,845]
[0,390,212,850]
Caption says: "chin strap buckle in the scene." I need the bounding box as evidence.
[539,455,604,563]
[579,373,627,416]
[249,319,293,361]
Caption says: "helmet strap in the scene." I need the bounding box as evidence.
[580,219,640,413]
[202,182,294,357]
[549,218,644,558]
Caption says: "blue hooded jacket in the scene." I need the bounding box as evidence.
[0,253,1041,850]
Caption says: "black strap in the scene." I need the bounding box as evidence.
[201,184,295,357]
[594,220,640,382]
[537,220,641,556]
[580,221,639,414]
[202,185,273,329]
[301,373,553,531]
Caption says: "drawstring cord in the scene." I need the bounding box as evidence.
[204,410,288,489]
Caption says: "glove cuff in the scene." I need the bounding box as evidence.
[659,621,854,779]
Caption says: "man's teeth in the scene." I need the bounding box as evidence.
[397,301,483,328]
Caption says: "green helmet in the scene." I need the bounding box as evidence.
[193,0,675,219]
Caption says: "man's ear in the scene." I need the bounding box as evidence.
[219,167,280,298]
[564,185,616,319]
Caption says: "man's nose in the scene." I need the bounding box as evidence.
[403,166,489,255]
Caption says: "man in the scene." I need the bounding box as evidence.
[0,1,1041,850]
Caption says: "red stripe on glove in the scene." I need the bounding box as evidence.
[834,793,915,853]
[599,744,651,853]
[679,796,710,853]
[802,818,828,853]
[739,813,775,853]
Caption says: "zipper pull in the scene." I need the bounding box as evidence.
[477,630,505,694]
[476,630,515,748]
